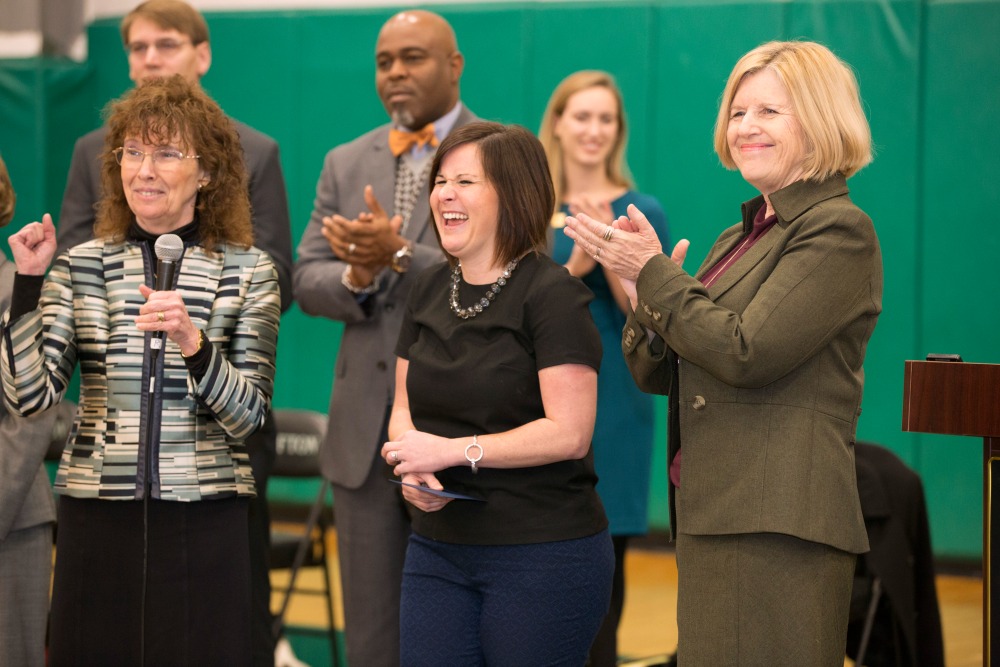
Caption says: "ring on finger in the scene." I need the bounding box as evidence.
[157,311,165,323]
[348,242,357,255]
[602,225,615,242]
[595,246,602,258]
[389,450,398,463]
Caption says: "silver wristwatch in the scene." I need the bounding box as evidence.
[390,242,413,274]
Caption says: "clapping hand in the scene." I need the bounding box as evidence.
[321,186,403,271]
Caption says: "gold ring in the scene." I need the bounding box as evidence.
[348,242,357,255]
[157,311,165,322]
[602,226,615,242]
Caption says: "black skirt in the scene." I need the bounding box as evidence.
[49,495,251,667]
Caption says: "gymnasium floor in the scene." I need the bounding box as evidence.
[271,529,984,666]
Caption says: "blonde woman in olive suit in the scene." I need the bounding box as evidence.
[566,41,881,665]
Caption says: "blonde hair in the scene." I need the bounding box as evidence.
[538,70,633,211]
[713,41,872,180]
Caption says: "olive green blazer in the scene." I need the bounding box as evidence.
[624,176,880,554]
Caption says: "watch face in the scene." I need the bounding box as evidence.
[392,247,412,273]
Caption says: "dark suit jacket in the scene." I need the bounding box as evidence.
[624,175,880,554]
[0,255,56,539]
[57,119,294,312]
[293,105,478,488]
[849,442,945,667]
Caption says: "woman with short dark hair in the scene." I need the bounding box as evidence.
[381,121,613,666]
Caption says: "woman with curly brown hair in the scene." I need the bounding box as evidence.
[1,75,280,665]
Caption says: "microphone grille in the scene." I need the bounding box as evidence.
[154,234,184,262]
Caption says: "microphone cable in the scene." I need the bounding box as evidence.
[139,234,183,666]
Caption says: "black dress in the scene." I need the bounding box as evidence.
[395,251,608,545]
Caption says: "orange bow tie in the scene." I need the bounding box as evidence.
[388,124,438,157]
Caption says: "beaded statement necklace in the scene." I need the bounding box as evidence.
[449,259,519,319]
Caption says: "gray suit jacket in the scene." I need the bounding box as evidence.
[294,105,478,488]
[0,255,56,539]
[624,176,879,554]
[57,119,294,312]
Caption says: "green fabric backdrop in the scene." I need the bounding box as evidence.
[1,0,997,559]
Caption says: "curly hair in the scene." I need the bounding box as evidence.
[96,75,252,249]
[0,154,15,229]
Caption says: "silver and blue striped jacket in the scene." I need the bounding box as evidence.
[1,237,280,502]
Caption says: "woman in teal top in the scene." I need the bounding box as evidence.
[539,70,670,666]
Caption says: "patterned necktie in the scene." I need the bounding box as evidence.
[388,124,438,157]
[394,158,433,234]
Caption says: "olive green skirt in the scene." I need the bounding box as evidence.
[675,531,856,666]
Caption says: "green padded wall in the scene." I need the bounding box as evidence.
[1,0,997,558]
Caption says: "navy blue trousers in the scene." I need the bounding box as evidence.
[400,530,614,667]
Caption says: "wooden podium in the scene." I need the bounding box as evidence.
[902,360,1000,665]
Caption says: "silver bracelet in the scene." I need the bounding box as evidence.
[341,268,380,295]
[465,435,483,474]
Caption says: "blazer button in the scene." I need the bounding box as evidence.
[626,327,636,338]
[652,311,662,322]
[624,335,633,347]
[643,304,652,316]
[692,395,706,410]
[377,361,388,371]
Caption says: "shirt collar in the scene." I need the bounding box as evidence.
[396,102,464,160]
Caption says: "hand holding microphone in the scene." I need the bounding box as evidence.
[136,234,202,355]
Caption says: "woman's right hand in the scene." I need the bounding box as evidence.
[398,472,452,513]
[567,195,613,225]
[8,213,57,276]
[564,241,597,278]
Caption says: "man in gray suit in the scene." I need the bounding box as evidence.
[294,10,476,666]
[0,153,58,667]
[55,3,292,666]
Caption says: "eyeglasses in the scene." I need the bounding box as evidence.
[126,39,192,56]
[114,147,200,169]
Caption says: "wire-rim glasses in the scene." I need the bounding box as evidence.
[113,146,200,169]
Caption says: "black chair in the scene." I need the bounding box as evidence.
[269,408,339,666]
[847,441,945,667]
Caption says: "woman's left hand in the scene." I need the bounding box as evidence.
[564,204,665,282]
[397,472,452,513]
[137,284,202,355]
[382,429,453,476]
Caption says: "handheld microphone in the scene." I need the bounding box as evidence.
[154,233,184,290]
[151,234,184,348]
